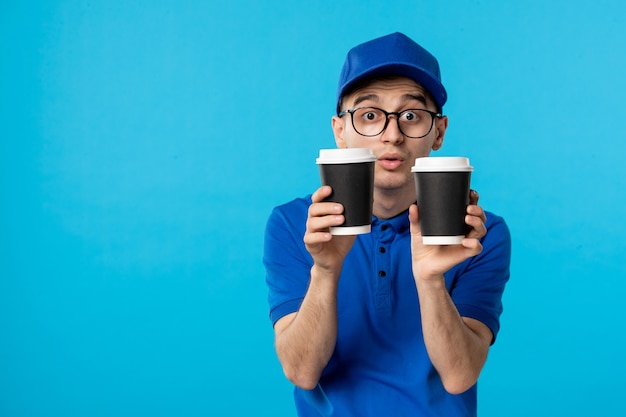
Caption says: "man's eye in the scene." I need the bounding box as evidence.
[402,111,419,122]
[360,110,381,122]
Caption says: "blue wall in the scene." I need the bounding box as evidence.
[2,1,625,416]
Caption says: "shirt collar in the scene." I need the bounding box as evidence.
[371,209,410,236]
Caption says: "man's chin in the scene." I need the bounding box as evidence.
[374,175,412,193]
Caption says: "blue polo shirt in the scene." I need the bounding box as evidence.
[264,196,511,417]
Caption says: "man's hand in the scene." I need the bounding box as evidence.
[304,186,357,273]
[410,190,487,280]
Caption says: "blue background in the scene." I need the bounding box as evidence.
[2,1,625,416]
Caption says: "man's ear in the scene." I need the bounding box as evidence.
[332,115,348,149]
[431,115,448,151]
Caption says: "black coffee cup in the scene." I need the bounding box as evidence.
[316,148,376,235]
[412,157,473,245]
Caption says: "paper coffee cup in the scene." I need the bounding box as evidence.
[316,148,376,235]
[411,157,473,245]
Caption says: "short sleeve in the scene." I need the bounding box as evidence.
[263,197,314,325]
[450,212,511,343]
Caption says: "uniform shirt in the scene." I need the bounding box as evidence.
[264,196,511,417]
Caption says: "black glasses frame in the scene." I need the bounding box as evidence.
[338,107,442,139]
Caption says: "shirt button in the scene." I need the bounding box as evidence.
[381,224,389,231]
[379,247,386,253]
[378,270,386,278]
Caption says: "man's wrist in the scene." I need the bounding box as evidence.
[311,263,342,282]
[414,270,446,287]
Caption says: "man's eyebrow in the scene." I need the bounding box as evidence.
[352,93,429,108]
[353,94,379,107]
[403,94,428,107]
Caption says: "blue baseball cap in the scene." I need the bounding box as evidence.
[336,32,447,113]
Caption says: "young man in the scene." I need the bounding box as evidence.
[264,32,511,416]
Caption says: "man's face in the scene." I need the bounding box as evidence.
[332,76,448,194]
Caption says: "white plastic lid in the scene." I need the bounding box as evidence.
[411,156,473,172]
[316,148,376,164]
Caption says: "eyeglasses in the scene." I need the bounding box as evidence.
[338,107,442,139]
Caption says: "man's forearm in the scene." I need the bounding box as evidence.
[274,265,340,390]
[415,275,491,395]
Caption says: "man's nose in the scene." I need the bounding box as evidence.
[380,115,404,144]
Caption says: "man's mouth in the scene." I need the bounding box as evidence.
[378,154,404,170]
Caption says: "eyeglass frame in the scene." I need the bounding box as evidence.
[337,106,443,139]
